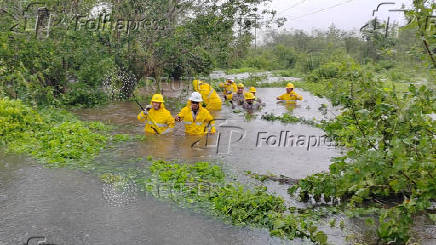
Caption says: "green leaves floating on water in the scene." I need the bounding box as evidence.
[261,113,321,127]
[144,161,328,245]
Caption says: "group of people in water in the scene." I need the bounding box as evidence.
[137,79,303,135]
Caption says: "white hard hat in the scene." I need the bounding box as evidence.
[189,92,203,102]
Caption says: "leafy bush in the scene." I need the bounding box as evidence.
[63,83,108,107]
[242,52,277,70]
[272,45,297,69]
[297,53,322,73]
[0,98,108,165]
[0,30,116,107]
[386,68,412,83]
[0,98,44,144]
[376,59,396,71]
[290,68,435,244]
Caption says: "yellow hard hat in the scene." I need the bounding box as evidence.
[219,82,225,88]
[286,83,295,89]
[192,80,200,90]
[249,87,256,93]
[237,83,244,88]
[244,92,255,100]
[151,94,164,103]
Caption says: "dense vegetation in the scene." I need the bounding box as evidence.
[0,97,134,167]
[231,1,435,243]
[1,0,435,244]
[276,2,434,244]
[0,0,280,106]
[228,1,435,84]
[292,64,434,244]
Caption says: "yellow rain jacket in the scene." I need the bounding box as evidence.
[278,91,303,101]
[137,104,175,134]
[195,82,222,111]
[177,103,216,135]
[224,82,238,100]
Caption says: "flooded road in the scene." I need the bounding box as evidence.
[2,77,434,244]
[73,87,342,180]
[0,152,287,245]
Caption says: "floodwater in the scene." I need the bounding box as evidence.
[0,152,286,245]
[1,74,434,244]
[72,87,342,181]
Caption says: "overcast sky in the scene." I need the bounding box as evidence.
[261,0,414,33]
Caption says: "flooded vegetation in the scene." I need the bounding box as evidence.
[1,0,435,244]
[2,72,434,244]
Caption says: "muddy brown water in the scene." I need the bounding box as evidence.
[1,83,434,244]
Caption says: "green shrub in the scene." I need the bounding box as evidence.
[375,59,395,71]
[63,83,108,107]
[0,30,116,107]
[0,98,108,165]
[291,70,436,244]
[0,98,44,145]
[272,45,297,69]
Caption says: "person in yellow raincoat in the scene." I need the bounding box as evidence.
[276,83,303,101]
[242,92,264,111]
[224,79,237,101]
[249,87,262,103]
[175,92,216,135]
[137,94,175,134]
[231,83,245,108]
[192,80,222,111]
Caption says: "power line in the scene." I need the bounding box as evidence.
[285,0,354,21]
[277,0,307,16]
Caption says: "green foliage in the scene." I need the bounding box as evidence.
[306,62,341,82]
[262,113,301,123]
[404,0,436,68]
[386,68,411,83]
[0,29,116,107]
[232,20,428,80]
[0,0,281,105]
[0,98,108,165]
[291,63,435,244]
[210,185,286,225]
[149,161,225,185]
[0,97,44,144]
[63,83,108,107]
[144,161,328,244]
[261,113,320,127]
